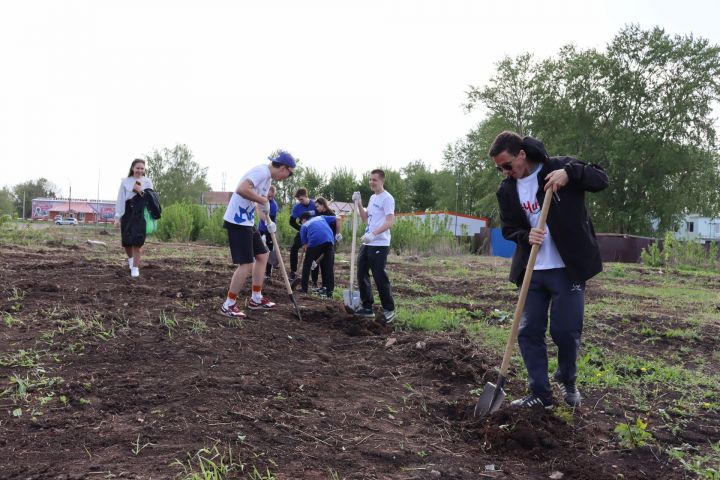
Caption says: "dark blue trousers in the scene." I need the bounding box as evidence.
[518,268,585,400]
[357,245,395,311]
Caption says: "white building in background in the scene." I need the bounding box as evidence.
[395,211,489,237]
[675,214,720,241]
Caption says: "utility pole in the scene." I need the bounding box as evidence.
[221,172,227,192]
[22,191,26,220]
[96,168,100,227]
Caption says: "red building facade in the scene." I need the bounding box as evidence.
[32,198,116,223]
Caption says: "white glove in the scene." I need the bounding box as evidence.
[311,260,319,270]
[335,233,343,242]
[266,222,277,234]
[361,232,376,244]
[259,201,270,215]
[351,191,361,203]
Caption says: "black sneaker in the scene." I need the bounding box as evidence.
[355,307,375,318]
[510,394,554,409]
[313,287,328,296]
[382,309,397,324]
[553,373,582,407]
[289,272,297,282]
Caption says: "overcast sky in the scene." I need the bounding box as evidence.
[1,0,718,201]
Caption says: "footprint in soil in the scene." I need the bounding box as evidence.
[461,407,571,453]
[340,317,392,336]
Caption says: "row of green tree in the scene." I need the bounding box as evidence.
[455,25,720,235]
[3,26,718,237]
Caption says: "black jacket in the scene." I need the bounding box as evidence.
[496,156,609,286]
[144,188,162,220]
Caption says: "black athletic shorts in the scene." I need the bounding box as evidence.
[224,221,268,265]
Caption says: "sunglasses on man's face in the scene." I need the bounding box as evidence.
[496,162,513,172]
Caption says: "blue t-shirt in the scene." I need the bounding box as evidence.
[258,199,278,233]
[291,199,316,220]
[300,215,336,247]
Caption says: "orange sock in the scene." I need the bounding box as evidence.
[227,291,238,302]
[251,285,262,302]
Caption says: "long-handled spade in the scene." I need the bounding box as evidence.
[474,195,552,418]
[268,228,303,321]
[343,203,361,313]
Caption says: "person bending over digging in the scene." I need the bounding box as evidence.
[288,187,316,284]
[352,169,396,324]
[219,151,296,318]
[296,211,343,297]
[489,131,608,408]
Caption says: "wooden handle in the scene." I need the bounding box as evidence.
[499,194,553,376]
[348,204,358,293]
[269,230,294,295]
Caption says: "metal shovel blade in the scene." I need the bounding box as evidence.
[473,382,506,418]
[289,294,303,321]
[343,289,361,313]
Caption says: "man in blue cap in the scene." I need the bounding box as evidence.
[219,151,296,318]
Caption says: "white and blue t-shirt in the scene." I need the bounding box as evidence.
[516,165,565,270]
[223,165,272,227]
[364,191,395,247]
[300,215,337,247]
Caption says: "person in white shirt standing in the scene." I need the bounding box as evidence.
[219,151,296,318]
[352,169,396,324]
[114,158,154,278]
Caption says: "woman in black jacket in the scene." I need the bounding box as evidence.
[489,131,609,409]
[114,159,153,278]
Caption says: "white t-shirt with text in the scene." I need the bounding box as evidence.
[364,190,395,247]
[115,176,154,218]
[224,164,272,227]
[516,166,565,270]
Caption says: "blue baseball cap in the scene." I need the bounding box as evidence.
[269,151,297,169]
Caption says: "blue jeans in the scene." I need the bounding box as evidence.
[518,268,585,400]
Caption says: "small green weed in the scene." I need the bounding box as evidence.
[614,417,654,449]
[172,445,244,480]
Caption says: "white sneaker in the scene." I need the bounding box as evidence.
[130,266,139,278]
[128,258,134,269]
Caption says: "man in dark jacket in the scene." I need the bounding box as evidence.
[489,131,609,409]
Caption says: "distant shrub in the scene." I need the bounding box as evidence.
[641,232,719,270]
[391,214,467,256]
[334,211,467,256]
[187,204,209,241]
[198,208,228,246]
[157,204,193,242]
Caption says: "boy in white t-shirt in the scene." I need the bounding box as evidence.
[352,169,396,324]
[219,151,296,318]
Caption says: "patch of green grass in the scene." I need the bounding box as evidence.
[172,445,245,480]
[3,313,24,327]
[396,307,469,332]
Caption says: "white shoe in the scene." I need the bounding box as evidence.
[130,267,139,278]
[128,258,134,269]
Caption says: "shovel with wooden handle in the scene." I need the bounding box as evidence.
[268,228,302,321]
[474,195,552,418]
[290,246,305,290]
[343,203,361,313]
